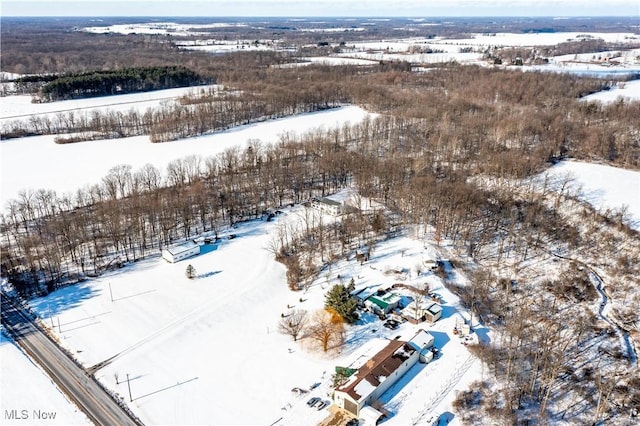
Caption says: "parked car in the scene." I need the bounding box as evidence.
[345,419,359,426]
[384,319,400,330]
[307,397,320,406]
[316,400,328,410]
[291,387,308,395]
[431,347,440,359]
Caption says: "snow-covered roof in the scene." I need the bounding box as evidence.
[426,302,442,315]
[359,406,384,425]
[336,338,417,403]
[352,286,376,300]
[163,241,200,256]
[367,292,401,309]
[407,329,434,351]
[314,196,342,206]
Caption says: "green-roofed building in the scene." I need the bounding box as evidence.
[365,292,401,314]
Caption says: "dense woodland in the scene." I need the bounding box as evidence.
[24,66,208,101]
[1,17,639,425]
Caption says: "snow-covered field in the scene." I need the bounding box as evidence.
[275,57,380,68]
[83,22,249,37]
[0,331,90,425]
[177,40,284,54]
[339,50,483,65]
[80,21,640,74]
[580,79,640,104]
[545,160,640,229]
[433,32,638,47]
[341,34,640,72]
[0,105,371,207]
[0,85,220,132]
[25,206,484,426]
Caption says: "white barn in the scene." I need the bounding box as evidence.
[162,241,200,263]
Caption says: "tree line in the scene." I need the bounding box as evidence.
[29,66,208,101]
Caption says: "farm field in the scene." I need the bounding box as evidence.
[545,161,640,229]
[580,79,640,104]
[0,104,371,206]
[0,85,220,125]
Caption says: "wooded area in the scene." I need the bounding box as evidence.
[29,66,207,101]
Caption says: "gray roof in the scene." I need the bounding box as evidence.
[316,197,342,206]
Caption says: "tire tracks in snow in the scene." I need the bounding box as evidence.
[410,355,476,425]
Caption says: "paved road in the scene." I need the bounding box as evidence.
[1,293,141,426]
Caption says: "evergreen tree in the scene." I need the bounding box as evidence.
[324,284,358,324]
[185,264,196,279]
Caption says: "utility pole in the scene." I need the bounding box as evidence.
[57,317,61,333]
[126,373,132,402]
[48,305,54,328]
[108,282,114,302]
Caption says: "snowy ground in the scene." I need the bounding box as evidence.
[0,331,90,425]
[0,85,220,132]
[580,79,640,104]
[544,160,640,229]
[0,105,371,207]
[83,22,249,37]
[275,57,380,68]
[25,206,485,426]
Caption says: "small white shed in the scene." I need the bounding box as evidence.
[162,241,200,263]
[424,302,443,323]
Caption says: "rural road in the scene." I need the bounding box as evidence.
[1,293,141,426]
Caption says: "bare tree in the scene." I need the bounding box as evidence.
[278,309,308,342]
[411,282,430,321]
[307,308,345,352]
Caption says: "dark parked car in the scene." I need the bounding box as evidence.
[307,396,320,406]
[383,319,400,330]
[345,419,359,426]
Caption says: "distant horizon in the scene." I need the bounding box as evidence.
[2,0,638,18]
[2,15,637,19]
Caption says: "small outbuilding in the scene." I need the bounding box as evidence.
[365,291,401,315]
[162,241,200,263]
[424,302,443,323]
[401,301,443,324]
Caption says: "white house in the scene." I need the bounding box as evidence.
[333,330,434,416]
[310,197,343,216]
[401,301,443,324]
[162,241,200,263]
